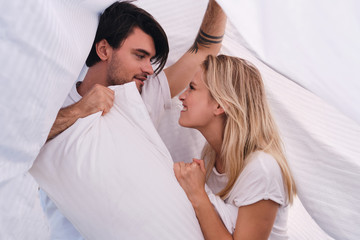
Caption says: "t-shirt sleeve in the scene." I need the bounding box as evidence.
[229,152,287,208]
[141,71,172,128]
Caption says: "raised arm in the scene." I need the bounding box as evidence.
[47,84,114,141]
[164,0,227,98]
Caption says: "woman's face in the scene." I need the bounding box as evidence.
[178,68,219,130]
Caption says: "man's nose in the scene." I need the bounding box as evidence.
[143,61,154,75]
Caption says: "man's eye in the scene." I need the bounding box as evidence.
[136,54,145,59]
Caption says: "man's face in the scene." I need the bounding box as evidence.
[107,27,156,93]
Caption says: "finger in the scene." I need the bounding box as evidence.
[190,162,198,169]
[199,159,206,174]
[192,158,202,165]
[173,162,178,171]
[193,158,206,173]
[91,85,113,99]
[99,102,110,115]
[108,96,114,107]
[104,88,115,99]
[177,161,185,173]
[173,163,181,179]
[179,162,188,176]
[102,108,109,116]
[101,94,115,115]
[98,89,114,104]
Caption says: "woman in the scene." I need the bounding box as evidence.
[174,55,296,240]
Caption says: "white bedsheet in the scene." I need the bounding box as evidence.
[0,0,115,238]
[217,2,360,239]
[0,0,359,239]
[140,1,360,239]
[217,0,360,124]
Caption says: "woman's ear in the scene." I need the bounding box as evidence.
[96,39,112,61]
[214,104,225,116]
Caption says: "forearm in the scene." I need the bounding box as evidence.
[189,0,227,54]
[193,192,233,240]
[47,84,115,141]
[47,103,82,141]
[166,0,227,97]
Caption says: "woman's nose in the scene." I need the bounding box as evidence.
[179,91,186,101]
[179,87,191,101]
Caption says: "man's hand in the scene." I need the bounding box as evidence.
[47,84,114,141]
[76,84,114,117]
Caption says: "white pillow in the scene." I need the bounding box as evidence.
[30,82,204,240]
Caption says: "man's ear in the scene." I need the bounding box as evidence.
[96,39,112,61]
[214,104,225,116]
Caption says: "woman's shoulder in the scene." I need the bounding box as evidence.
[245,151,282,177]
[228,151,286,207]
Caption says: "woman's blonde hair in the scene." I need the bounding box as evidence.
[201,55,296,203]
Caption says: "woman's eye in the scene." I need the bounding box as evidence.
[189,84,194,90]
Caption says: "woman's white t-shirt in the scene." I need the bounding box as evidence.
[207,151,289,240]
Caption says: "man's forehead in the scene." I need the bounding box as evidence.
[124,27,156,57]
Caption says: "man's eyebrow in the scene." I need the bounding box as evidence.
[134,48,151,56]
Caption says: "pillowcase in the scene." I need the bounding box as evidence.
[30,82,204,240]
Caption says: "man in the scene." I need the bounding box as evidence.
[41,0,226,239]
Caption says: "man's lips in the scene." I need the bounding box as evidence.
[134,76,147,87]
[134,79,144,85]
[134,75,147,81]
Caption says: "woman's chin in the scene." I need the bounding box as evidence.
[178,118,184,127]
[178,118,189,128]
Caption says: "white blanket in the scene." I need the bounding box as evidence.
[140,1,360,239]
[0,0,115,237]
[1,0,359,239]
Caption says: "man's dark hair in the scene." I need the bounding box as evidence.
[86,1,169,75]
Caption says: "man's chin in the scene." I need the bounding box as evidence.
[134,79,144,93]
[136,84,143,94]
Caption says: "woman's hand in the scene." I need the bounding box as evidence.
[173,159,207,207]
[174,159,234,240]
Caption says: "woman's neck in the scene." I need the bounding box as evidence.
[214,158,225,174]
[199,119,225,173]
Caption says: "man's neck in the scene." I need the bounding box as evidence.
[77,63,108,96]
